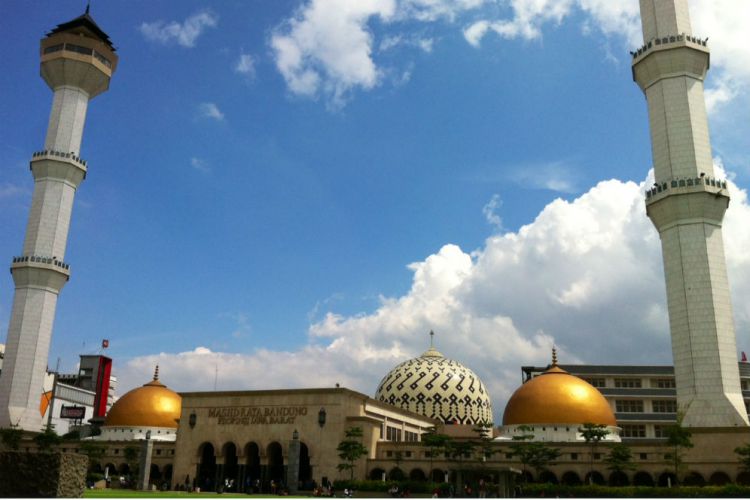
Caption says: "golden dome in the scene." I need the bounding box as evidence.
[104,367,181,429]
[503,351,615,426]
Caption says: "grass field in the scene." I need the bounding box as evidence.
[83,490,305,498]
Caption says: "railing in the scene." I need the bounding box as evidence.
[12,255,70,271]
[631,33,708,60]
[43,42,112,69]
[32,149,87,167]
[645,175,727,200]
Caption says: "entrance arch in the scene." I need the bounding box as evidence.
[299,442,312,484]
[609,471,629,486]
[409,468,427,481]
[633,471,653,486]
[585,471,605,485]
[222,442,239,491]
[198,442,217,491]
[245,442,261,491]
[709,471,730,486]
[431,468,445,483]
[658,472,676,487]
[561,471,582,486]
[683,471,705,486]
[539,470,558,484]
[267,442,284,487]
[370,468,386,481]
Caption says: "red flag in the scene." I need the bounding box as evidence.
[102,339,109,349]
[742,351,747,362]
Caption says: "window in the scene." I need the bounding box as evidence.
[614,378,642,388]
[114,449,119,455]
[620,425,646,438]
[65,43,93,56]
[593,453,601,460]
[742,380,749,391]
[405,451,412,458]
[652,400,677,413]
[585,378,606,388]
[404,431,418,442]
[44,44,64,54]
[386,451,393,458]
[156,449,162,456]
[616,400,644,413]
[654,425,667,438]
[386,427,402,442]
[570,453,578,460]
[639,453,648,460]
[651,378,675,388]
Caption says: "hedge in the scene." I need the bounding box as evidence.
[519,483,750,498]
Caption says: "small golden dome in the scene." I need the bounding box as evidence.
[503,350,615,426]
[104,366,181,429]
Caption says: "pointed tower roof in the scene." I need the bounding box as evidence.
[47,8,115,50]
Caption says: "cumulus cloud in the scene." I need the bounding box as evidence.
[234,53,256,79]
[118,166,750,419]
[139,10,218,48]
[198,102,225,121]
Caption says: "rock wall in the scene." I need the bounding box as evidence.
[0,451,88,497]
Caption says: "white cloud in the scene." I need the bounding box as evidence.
[270,0,397,108]
[482,194,502,230]
[190,157,210,173]
[198,102,224,121]
[513,160,579,194]
[118,166,750,419]
[139,11,218,48]
[234,53,256,79]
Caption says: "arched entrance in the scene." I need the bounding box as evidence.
[539,470,558,484]
[683,471,705,486]
[633,471,654,486]
[370,468,386,481]
[389,468,405,481]
[245,442,261,492]
[585,471,605,485]
[709,471,731,486]
[431,468,446,483]
[163,464,173,483]
[658,471,676,487]
[222,442,239,491]
[299,442,312,485]
[267,442,284,489]
[609,471,629,486]
[150,464,161,485]
[561,471,582,486]
[198,442,217,491]
[409,468,427,481]
[737,471,750,485]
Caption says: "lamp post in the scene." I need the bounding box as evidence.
[318,408,326,488]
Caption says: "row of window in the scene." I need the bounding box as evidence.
[584,377,677,389]
[620,424,673,439]
[615,399,676,413]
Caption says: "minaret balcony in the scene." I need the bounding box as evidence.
[31,149,88,184]
[10,255,71,291]
[645,175,727,202]
[645,176,730,230]
[631,34,710,90]
[40,33,117,98]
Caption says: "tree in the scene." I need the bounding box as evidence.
[445,439,476,491]
[578,423,609,484]
[0,426,23,450]
[336,426,368,480]
[735,443,750,473]
[664,419,693,485]
[124,445,140,487]
[79,441,106,474]
[33,424,61,452]
[508,425,560,482]
[472,421,496,463]
[422,426,451,482]
[604,443,635,485]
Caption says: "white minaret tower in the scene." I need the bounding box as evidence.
[633,0,748,427]
[0,9,118,431]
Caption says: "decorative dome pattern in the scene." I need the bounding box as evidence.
[503,354,616,427]
[375,344,493,425]
[104,367,181,429]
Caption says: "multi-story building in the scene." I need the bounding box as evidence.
[521,362,750,441]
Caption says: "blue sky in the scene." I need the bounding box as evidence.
[1,0,749,418]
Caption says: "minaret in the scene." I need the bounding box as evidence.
[633,0,748,427]
[0,10,118,431]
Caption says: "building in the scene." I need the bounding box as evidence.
[0,8,118,431]
[635,0,748,428]
[521,361,750,441]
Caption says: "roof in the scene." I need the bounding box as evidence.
[47,9,115,51]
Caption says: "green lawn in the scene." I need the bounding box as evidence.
[83,490,306,498]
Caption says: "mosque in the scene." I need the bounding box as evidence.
[2,0,750,495]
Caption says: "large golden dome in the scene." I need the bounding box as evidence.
[503,354,615,426]
[104,368,181,429]
[375,333,493,425]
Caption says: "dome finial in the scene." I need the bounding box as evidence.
[552,346,558,366]
[429,330,434,348]
[153,365,159,381]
